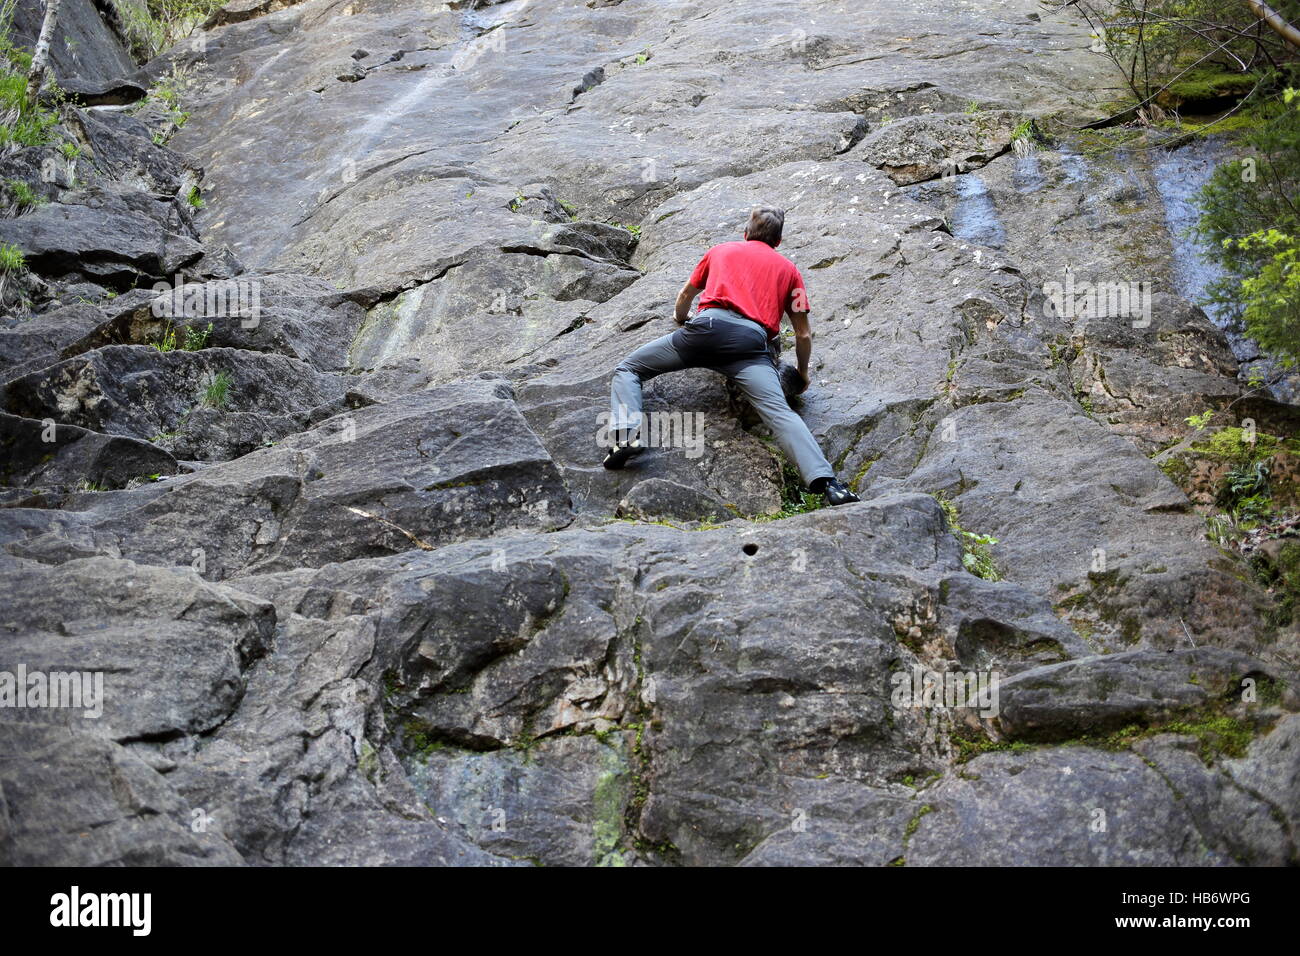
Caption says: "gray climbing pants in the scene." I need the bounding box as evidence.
[609,307,835,486]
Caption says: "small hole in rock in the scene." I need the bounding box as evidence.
[742,543,759,556]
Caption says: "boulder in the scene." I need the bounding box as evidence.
[0,302,106,385]
[5,378,574,578]
[66,274,365,372]
[907,746,1233,866]
[0,186,202,287]
[996,648,1283,741]
[0,557,274,741]
[853,110,1023,185]
[4,345,349,461]
[0,411,178,493]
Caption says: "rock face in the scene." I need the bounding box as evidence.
[0,0,1297,867]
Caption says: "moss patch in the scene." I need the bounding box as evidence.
[1155,68,1260,112]
[1191,426,1282,464]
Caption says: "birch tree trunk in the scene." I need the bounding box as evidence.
[1243,0,1300,52]
[24,0,63,105]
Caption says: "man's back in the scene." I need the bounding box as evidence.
[689,239,808,339]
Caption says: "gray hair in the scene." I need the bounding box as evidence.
[745,206,785,247]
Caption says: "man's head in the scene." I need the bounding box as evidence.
[744,206,785,248]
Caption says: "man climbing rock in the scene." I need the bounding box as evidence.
[604,206,860,507]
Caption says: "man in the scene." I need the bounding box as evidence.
[604,206,860,507]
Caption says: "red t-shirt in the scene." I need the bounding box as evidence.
[688,240,809,338]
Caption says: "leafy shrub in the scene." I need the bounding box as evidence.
[182,321,212,351]
[936,494,1001,581]
[1195,91,1300,366]
[111,1,225,61]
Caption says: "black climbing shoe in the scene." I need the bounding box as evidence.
[820,478,860,506]
[603,439,646,470]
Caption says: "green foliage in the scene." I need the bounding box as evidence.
[1185,409,1214,429]
[1192,422,1300,584]
[955,712,1258,767]
[0,239,24,272]
[755,457,825,521]
[903,804,934,838]
[1180,37,1300,369]
[1217,459,1269,508]
[949,733,1032,763]
[1216,460,1273,526]
[0,236,28,307]
[1193,90,1300,366]
[935,493,1001,581]
[765,489,823,521]
[1077,0,1299,107]
[203,370,232,408]
[110,1,224,61]
[2,176,40,212]
[1010,118,1044,153]
[0,3,61,153]
[400,719,444,760]
[0,74,60,149]
[150,324,177,352]
[1230,228,1300,365]
[1250,538,1300,626]
[1163,714,1255,763]
[182,321,212,351]
[1159,66,1261,110]
[132,65,192,140]
[186,184,204,209]
[1192,425,1282,463]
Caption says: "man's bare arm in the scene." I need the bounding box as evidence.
[788,310,812,393]
[675,283,701,325]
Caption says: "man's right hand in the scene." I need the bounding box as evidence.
[675,282,702,325]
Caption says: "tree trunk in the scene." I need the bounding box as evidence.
[1243,0,1300,52]
[24,0,63,105]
